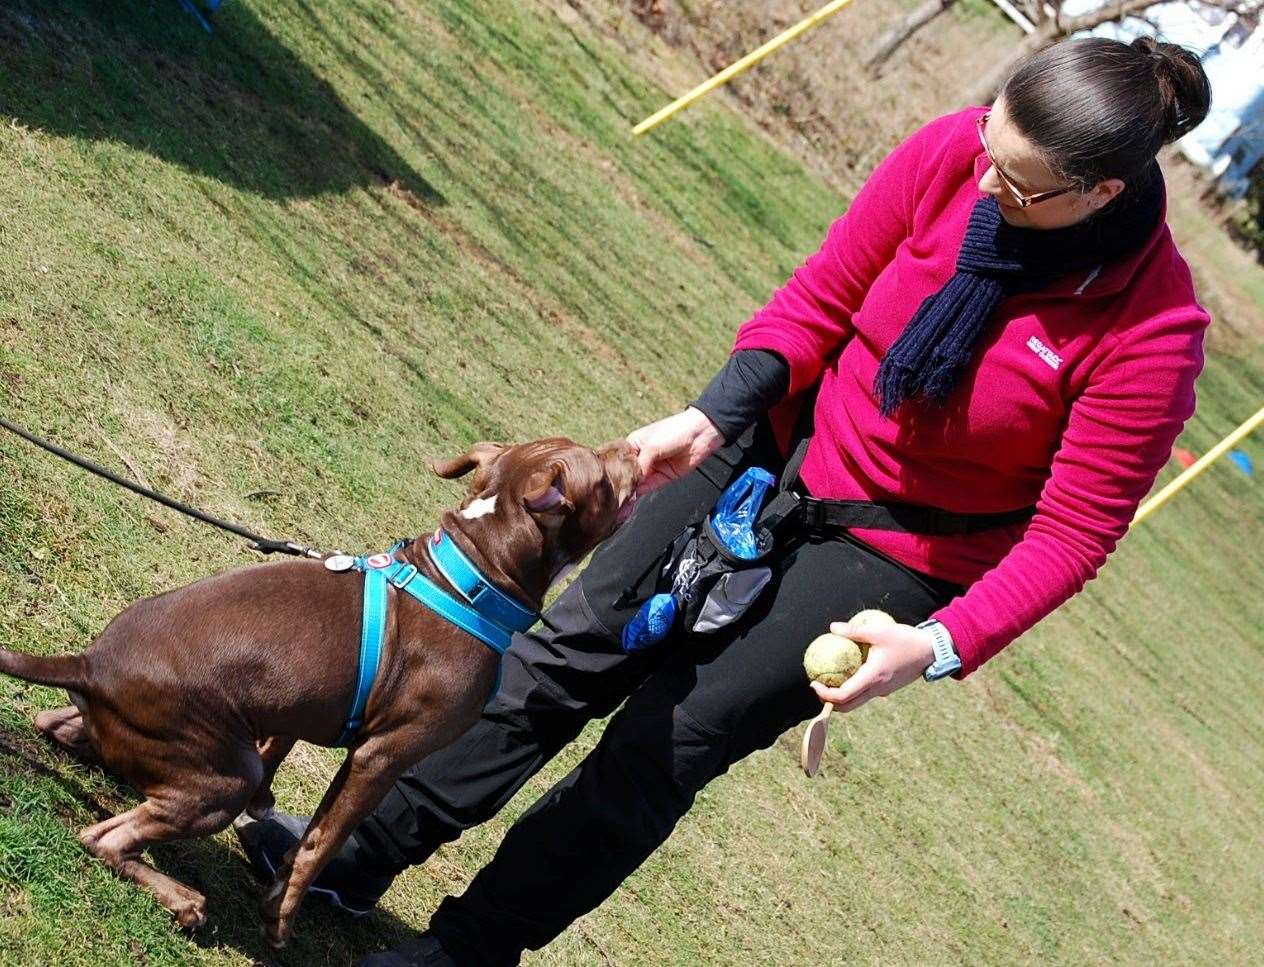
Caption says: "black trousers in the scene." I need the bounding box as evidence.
[353,424,962,966]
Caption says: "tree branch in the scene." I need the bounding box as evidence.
[864,0,957,76]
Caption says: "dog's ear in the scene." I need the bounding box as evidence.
[431,442,507,479]
[522,463,572,514]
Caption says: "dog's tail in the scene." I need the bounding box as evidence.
[0,649,88,692]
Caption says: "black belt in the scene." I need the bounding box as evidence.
[795,494,1034,537]
[759,431,1036,538]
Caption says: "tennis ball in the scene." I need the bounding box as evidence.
[802,611,896,688]
[841,608,895,664]
[803,633,864,688]
[849,608,896,631]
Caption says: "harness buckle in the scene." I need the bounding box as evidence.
[798,496,827,533]
[756,489,801,536]
[389,563,419,590]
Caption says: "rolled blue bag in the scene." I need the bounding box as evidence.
[621,592,679,652]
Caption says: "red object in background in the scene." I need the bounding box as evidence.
[1172,447,1197,469]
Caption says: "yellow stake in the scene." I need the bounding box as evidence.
[632,0,859,136]
[1130,403,1264,529]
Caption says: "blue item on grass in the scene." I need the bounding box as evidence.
[1229,449,1254,477]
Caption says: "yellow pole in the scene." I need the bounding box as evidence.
[1130,403,1264,529]
[632,0,859,136]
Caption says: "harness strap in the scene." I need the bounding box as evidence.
[334,566,389,747]
[382,560,514,656]
[426,530,537,633]
[333,550,530,747]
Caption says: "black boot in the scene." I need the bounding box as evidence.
[356,933,457,967]
[233,812,398,916]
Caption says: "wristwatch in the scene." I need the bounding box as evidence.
[918,619,961,681]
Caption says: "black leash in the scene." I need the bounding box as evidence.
[0,415,323,559]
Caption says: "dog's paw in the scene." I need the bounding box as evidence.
[260,922,289,950]
[175,896,208,930]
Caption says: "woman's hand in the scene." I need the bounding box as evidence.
[626,407,725,495]
[810,620,936,712]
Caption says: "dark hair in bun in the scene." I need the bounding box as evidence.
[1001,36,1212,188]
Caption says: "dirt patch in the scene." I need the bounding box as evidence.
[0,362,21,395]
[385,177,432,216]
[104,390,202,498]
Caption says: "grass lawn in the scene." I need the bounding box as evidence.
[2,1,1262,964]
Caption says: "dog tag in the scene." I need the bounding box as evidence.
[365,553,394,570]
[324,554,356,572]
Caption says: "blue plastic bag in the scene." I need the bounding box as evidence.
[709,467,776,559]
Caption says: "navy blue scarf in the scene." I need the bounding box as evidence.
[875,162,1165,417]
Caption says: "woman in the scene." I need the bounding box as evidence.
[239,36,1212,967]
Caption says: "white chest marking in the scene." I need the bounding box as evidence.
[1026,335,1063,371]
[461,495,498,519]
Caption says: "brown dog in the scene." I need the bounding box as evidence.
[0,437,640,946]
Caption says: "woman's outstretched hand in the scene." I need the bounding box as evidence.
[810,620,937,712]
[626,407,726,496]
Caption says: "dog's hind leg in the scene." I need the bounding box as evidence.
[244,735,297,821]
[260,737,412,947]
[34,703,100,765]
[79,776,254,929]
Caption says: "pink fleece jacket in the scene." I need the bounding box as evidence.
[733,107,1209,676]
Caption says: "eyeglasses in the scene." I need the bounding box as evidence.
[976,112,1077,208]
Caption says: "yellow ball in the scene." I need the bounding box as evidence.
[803,633,864,687]
[850,608,896,630]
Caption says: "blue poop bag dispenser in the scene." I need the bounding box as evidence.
[621,467,776,652]
[709,466,776,559]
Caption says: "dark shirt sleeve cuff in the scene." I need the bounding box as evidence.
[691,349,791,444]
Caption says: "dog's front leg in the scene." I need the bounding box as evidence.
[260,736,409,947]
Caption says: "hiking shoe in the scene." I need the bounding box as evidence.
[356,933,457,967]
[233,812,396,917]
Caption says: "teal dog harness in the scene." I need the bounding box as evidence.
[330,530,539,747]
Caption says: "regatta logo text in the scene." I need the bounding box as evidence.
[1026,335,1063,371]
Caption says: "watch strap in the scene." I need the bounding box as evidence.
[918,619,961,681]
